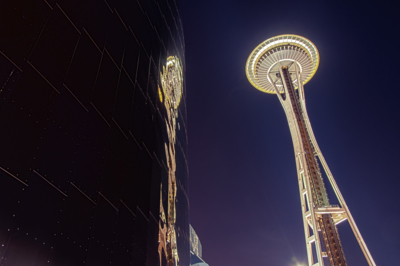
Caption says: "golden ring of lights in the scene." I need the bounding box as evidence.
[246,34,319,94]
[158,86,163,102]
[160,56,183,109]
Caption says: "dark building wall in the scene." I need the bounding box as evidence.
[0,0,189,265]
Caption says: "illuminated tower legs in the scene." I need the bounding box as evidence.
[246,34,376,266]
[269,62,375,266]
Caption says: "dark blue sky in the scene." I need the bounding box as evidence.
[181,0,400,265]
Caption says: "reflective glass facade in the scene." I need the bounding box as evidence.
[0,0,189,265]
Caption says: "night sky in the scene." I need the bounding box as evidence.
[181,0,400,265]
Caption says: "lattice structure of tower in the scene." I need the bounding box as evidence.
[246,35,376,266]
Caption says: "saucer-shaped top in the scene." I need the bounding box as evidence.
[246,34,319,94]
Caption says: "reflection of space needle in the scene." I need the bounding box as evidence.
[161,56,183,109]
[246,34,319,94]
[246,35,376,266]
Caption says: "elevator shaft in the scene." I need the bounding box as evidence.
[281,66,347,266]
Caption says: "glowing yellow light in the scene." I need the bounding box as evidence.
[158,86,163,102]
[160,56,183,109]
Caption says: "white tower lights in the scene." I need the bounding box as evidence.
[246,35,375,266]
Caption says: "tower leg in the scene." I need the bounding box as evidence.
[273,65,350,266]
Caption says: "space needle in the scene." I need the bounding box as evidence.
[246,35,376,266]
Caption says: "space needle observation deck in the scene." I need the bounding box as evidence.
[246,34,376,266]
